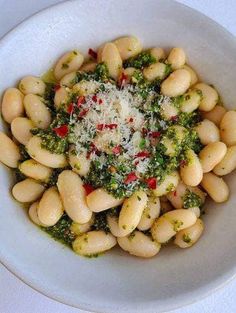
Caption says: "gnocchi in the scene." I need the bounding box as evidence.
[0,37,235,259]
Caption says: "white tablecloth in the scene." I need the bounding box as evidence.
[0,1,236,312]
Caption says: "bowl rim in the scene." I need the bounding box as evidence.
[0,0,236,312]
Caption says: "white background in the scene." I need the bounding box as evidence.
[0,1,236,312]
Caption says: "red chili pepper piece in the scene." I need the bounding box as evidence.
[134,160,139,166]
[112,145,122,155]
[92,95,98,102]
[77,96,86,107]
[146,177,157,189]
[119,72,128,87]
[124,172,138,184]
[67,103,74,114]
[170,115,178,122]
[83,183,95,195]
[53,125,69,138]
[129,117,134,123]
[88,48,97,60]
[105,124,118,129]
[173,190,177,197]
[142,128,148,137]
[98,98,103,104]
[86,143,98,159]
[79,109,88,117]
[54,84,61,91]
[135,151,150,158]
[96,124,105,131]
[150,131,161,138]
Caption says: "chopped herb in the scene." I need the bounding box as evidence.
[47,167,70,187]
[131,70,158,99]
[43,82,56,113]
[19,144,30,161]
[85,253,101,258]
[172,219,184,232]
[164,63,172,76]
[44,214,75,247]
[182,233,192,243]
[178,111,202,128]
[166,183,175,193]
[31,128,69,154]
[31,110,71,154]
[61,63,69,69]
[183,189,203,209]
[73,63,109,84]
[91,212,110,233]
[124,51,156,69]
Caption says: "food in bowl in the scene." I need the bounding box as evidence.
[0,36,235,258]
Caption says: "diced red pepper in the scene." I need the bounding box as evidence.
[96,123,117,130]
[67,103,74,114]
[88,48,97,60]
[135,151,150,158]
[54,84,61,91]
[129,117,134,123]
[53,124,69,138]
[86,143,98,159]
[77,96,86,107]
[170,115,178,122]
[96,124,105,131]
[79,109,88,117]
[119,72,128,87]
[112,145,122,155]
[92,95,97,102]
[150,137,159,147]
[150,131,161,138]
[98,98,103,104]
[124,172,138,184]
[146,177,157,189]
[105,123,118,130]
[83,183,95,195]
[142,128,148,137]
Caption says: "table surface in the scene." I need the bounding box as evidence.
[0,0,236,312]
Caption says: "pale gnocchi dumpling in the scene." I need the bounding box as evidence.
[0,35,234,259]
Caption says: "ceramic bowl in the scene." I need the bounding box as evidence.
[0,0,236,312]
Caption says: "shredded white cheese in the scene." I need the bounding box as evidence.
[69,80,170,176]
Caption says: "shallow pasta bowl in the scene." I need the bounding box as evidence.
[0,0,236,312]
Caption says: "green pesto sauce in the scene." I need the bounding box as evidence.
[43,214,76,247]
[19,144,30,161]
[31,110,70,154]
[86,154,147,198]
[91,211,110,233]
[124,51,156,69]
[85,253,102,259]
[131,69,161,99]
[182,233,192,243]
[72,63,109,84]
[172,219,184,232]
[31,127,69,154]
[183,189,203,209]
[36,61,203,200]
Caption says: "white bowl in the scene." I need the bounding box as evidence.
[0,0,236,312]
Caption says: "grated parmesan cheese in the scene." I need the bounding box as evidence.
[69,79,167,179]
